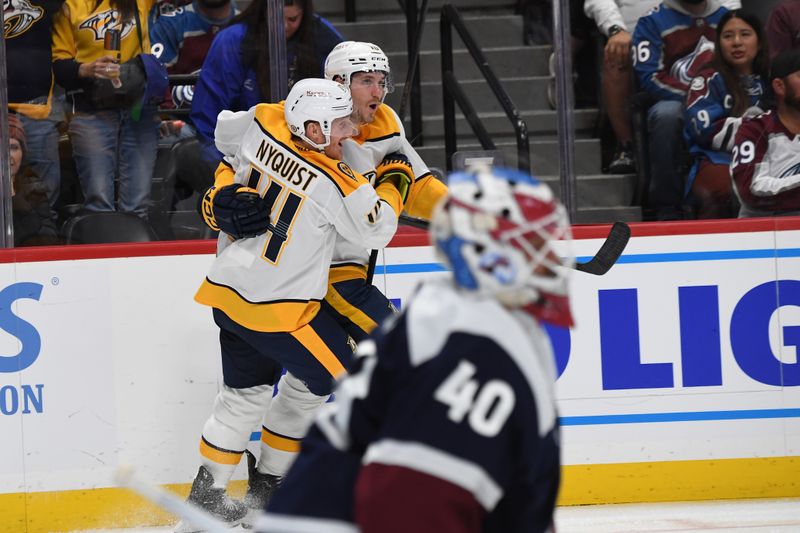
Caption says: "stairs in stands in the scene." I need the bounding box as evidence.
[317,0,641,223]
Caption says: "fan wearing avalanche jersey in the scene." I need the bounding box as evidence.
[683,10,767,218]
[322,41,448,342]
[632,0,731,220]
[257,165,574,533]
[180,79,409,532]
[149,0,237,109]
[731,49,800,217]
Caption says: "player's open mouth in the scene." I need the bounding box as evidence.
[369,103,379,110]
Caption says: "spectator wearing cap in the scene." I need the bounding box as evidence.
[730,49,800,217]
[7,113,60,246]
[766,0,800,59]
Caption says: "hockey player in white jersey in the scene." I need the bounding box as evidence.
[179,78,410,531]
[321,41,448,342]
[257,165,573,533]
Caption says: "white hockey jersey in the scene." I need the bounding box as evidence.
[331,104,447,276]
[195,102,403,332]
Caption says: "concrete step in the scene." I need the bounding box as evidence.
[572,206,643,224]
[410,108,598,140]
[385,76,551,115]
[414,139,602,176]
[539,174,636,209]
[387,45,550,83]
[337,14,526,53]
[316,0,517,20]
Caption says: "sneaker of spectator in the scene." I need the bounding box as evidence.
[608,141,636,174]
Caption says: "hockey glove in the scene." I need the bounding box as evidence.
[376,152,414,203]
[201,183,272,239]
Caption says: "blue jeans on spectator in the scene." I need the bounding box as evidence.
[647,99,685,220]
[19,97,62,208]
[69,106,158,217]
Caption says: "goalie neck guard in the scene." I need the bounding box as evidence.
[430,166,575,328]
[284,78,353,150]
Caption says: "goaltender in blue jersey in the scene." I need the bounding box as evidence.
[256,165,575,533]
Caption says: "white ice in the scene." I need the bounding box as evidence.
[68,498,800,532]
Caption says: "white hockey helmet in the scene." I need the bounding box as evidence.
[431,166,575,327]
[324,41,393,100]
[284,78,353,150]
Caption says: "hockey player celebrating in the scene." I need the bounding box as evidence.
[180,78,410,531]
[321,41,448,342]
[256,165,574,533]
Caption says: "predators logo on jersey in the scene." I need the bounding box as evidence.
[78,9,134,41]
[3,0,43,39]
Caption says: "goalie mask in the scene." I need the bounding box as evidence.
[324,41,394,101]
[285,78,354,150]
[430,166,575,328]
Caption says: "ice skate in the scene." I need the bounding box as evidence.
[241,450,282,528]
[174,465,247,533]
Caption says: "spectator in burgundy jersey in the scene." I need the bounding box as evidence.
[731,49,800,217]
[633,0,730,220]
[683,11,768,219]
[766,0,800,59]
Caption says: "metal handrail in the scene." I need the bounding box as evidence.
[403,0,424,145]
[440,3,529,172]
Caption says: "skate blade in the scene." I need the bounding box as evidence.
[174,518,245,533]
[239,507,262,530]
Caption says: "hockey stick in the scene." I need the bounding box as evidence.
[395,216,631,275]
[115,465,229,533]
[574,221,630,275]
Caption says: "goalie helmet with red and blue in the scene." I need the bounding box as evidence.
[430,166,575,328]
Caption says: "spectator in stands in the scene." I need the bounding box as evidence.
[188,0,343,195]
[585,0,662,174]
[5,0,65,208]
[731,48,800,217]
[633,0,731,220]
[684,10,767,218]
[149,0,238,133]
[52,0,161,218]
[766,0,800,58]
[8,113,60,246]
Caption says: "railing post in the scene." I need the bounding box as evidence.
[441,6,456,171]
[267,0,288,101]
[345,0,356,22]
[406,0,424,145]
[552,0,577,221]
[0,8,14,248]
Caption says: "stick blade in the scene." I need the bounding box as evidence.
[575,222,631,275]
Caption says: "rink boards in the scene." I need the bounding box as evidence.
[1,218,800,532]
